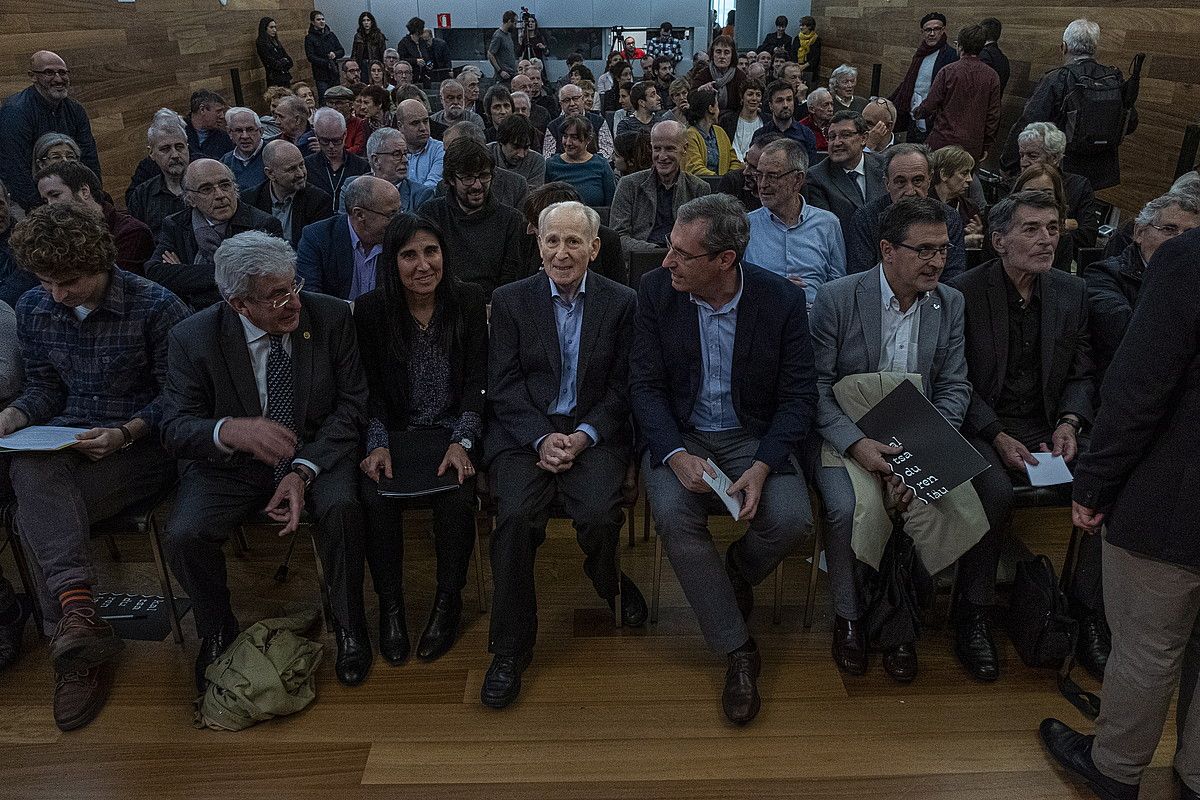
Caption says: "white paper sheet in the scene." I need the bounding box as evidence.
[701,458,744,521]
[1026,453,1074,486]
[0,426,89,452]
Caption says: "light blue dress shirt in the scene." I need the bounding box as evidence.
[347,216,382,300]
[743,202,846,308]
[689,273,744,433]
[407,138,445,189]
[539,272,599,448]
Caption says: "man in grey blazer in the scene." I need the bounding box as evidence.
[948,190,1104,679]
[159,231,371,694]
[804,111,886,241]
[482,201,647,710]
[811,197,1009,684]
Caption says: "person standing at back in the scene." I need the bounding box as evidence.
[889,13,958,145]
[304,10,344,104]
[256,17,294,87]
[913,24,1001,162]
[352,12,387,75]
[489,10,520,83]
[978,18,1010,98]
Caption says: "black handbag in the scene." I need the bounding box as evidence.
[863,520,929,651]
[1007,555,1076,668]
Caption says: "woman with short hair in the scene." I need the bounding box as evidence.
[543,117,616,208]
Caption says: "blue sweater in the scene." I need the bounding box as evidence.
[544,155,616,208]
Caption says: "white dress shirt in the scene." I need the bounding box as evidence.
[878,266,927,373]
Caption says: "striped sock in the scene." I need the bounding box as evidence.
[58,585,95,616]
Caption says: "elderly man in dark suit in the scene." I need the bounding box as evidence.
[296,176,401,301]
[811,197,1010,684]
[482,200,647,710]
[631,193,816,725]
[249,139,334,248]
[145,159,283,309]
[160,231,370,693]
[948,190,1105,678]
[1041,228,1200,800]
[804,111,886,241]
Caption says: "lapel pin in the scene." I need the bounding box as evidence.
[303,331,311,340]
[932,303,940,310]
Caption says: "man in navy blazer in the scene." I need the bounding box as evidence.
[295,176,400,300]
[630,193,817,725]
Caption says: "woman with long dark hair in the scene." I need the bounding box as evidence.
[356,214,488,665]
[256,17,294,87]
[518,14,549,61]
[352,11,388,74]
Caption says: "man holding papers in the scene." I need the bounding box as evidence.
[812,197,1010,684]
[0,203,189,730]
[631,193,816,725]
[948,190,1103,679]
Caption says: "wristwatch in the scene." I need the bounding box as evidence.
[1056,416,1082,433]
[290,464,315,489]
[457,437,473,452]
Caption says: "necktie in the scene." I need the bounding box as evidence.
[848,169,865,202]
[265,335,297,484]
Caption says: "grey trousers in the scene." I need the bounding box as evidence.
[8,440,173,634]
[643,429,811,654]
[1092,539,1200,791]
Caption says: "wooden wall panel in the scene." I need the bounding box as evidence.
[0,0,315,204]
[809,0,1200,213]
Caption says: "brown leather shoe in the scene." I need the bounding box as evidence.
[53,661,115,731]
[883,641,918,683]
[832,614,867,675]
[722,646,762,725]
[49,607,124,672]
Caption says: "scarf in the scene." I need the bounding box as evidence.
[708,62,738,109]
[889,36,945,129]
[794,30,818,65]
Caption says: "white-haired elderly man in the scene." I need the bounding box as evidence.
[127,110,191,236]
[829,65,868,113]
[219,107,267,192]
[799,87,835,151]
[337,126,433,215]
[160,230,370,694]
[1000,18,1128,190]
[304,107,370,207]
[1015,121,1101,256]
[481,200,646,710]
[145,158,283,309]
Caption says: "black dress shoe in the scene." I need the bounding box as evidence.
[378,595,410,666]
[1077,612,1111,682]
[335,624,373,686]
[725,547,754,621]
[607,573,648,627]
[1039,718,1140,800]
[722,642,762,725]
[0,594,30,672]
[831,614,867,676]
[954,604,1000,682]
[417,590,462,662]
[195,628,237,694]
[883,642,918,683]
[481,651,532,709]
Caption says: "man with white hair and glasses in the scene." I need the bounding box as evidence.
[161,230,371,694]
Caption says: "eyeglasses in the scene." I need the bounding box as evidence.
[665,238,725,262]
[827,131,863,142]
[250,278,304,309]
[373,149,408,160]
[1149,222,1190,236]
[894,242,955,261]
[922,25,945,34]
[184,179,237,197]
[358,206,399,219]
[32,68,69,79]
[453,173,493,186]
[756,168,800,184]
[317,136,345,146]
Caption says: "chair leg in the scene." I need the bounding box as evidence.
[7,527,45,637]
[147,516,185,646]
[473,513,490,614]
[307,527,334,629]
[613,537,622,628]
[772,560,784,625]
[627,503,636,548]
[642,493,650,542]
[804,521,822,629]
[104,534,122,562]
[651,530,663,625]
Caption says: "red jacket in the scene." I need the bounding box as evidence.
[913,55,1001,161]
[799,115,828,152]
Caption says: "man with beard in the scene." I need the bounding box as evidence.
[128,113,191,236]
[417,138,526,299]
[249,139,333,248]
[751,81,817,165]
[432,79,485,128]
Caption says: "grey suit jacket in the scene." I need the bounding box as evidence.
[609,168,710,256]
[803,152,886,240]
[160,292,367,475]
[810,266,971,455]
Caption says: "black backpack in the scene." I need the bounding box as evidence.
[1058,63,1129,157]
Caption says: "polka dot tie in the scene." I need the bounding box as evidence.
[266,335,298,484]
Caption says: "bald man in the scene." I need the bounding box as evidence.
[297,175,401,300]
[397,99,445,188]
[0,50,101,210]
[146,159,284,308]
[249,140,333,247]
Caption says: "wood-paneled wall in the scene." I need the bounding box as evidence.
[0,0,315,204]
[808,0,1200,213]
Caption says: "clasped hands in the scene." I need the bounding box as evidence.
[667,451,771,521]
[848,437,916,512]
[537,431,590,473]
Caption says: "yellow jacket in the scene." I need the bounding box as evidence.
[682,124,743,176]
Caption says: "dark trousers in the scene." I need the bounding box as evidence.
[163,456,366,638]
[360,475,477,599]
[487,437,625,657]
[9,440,173,634]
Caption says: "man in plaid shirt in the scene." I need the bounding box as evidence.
[646,22,684,66]
[0,202,189,731]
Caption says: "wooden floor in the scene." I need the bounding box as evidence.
[0,505,1181,799]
